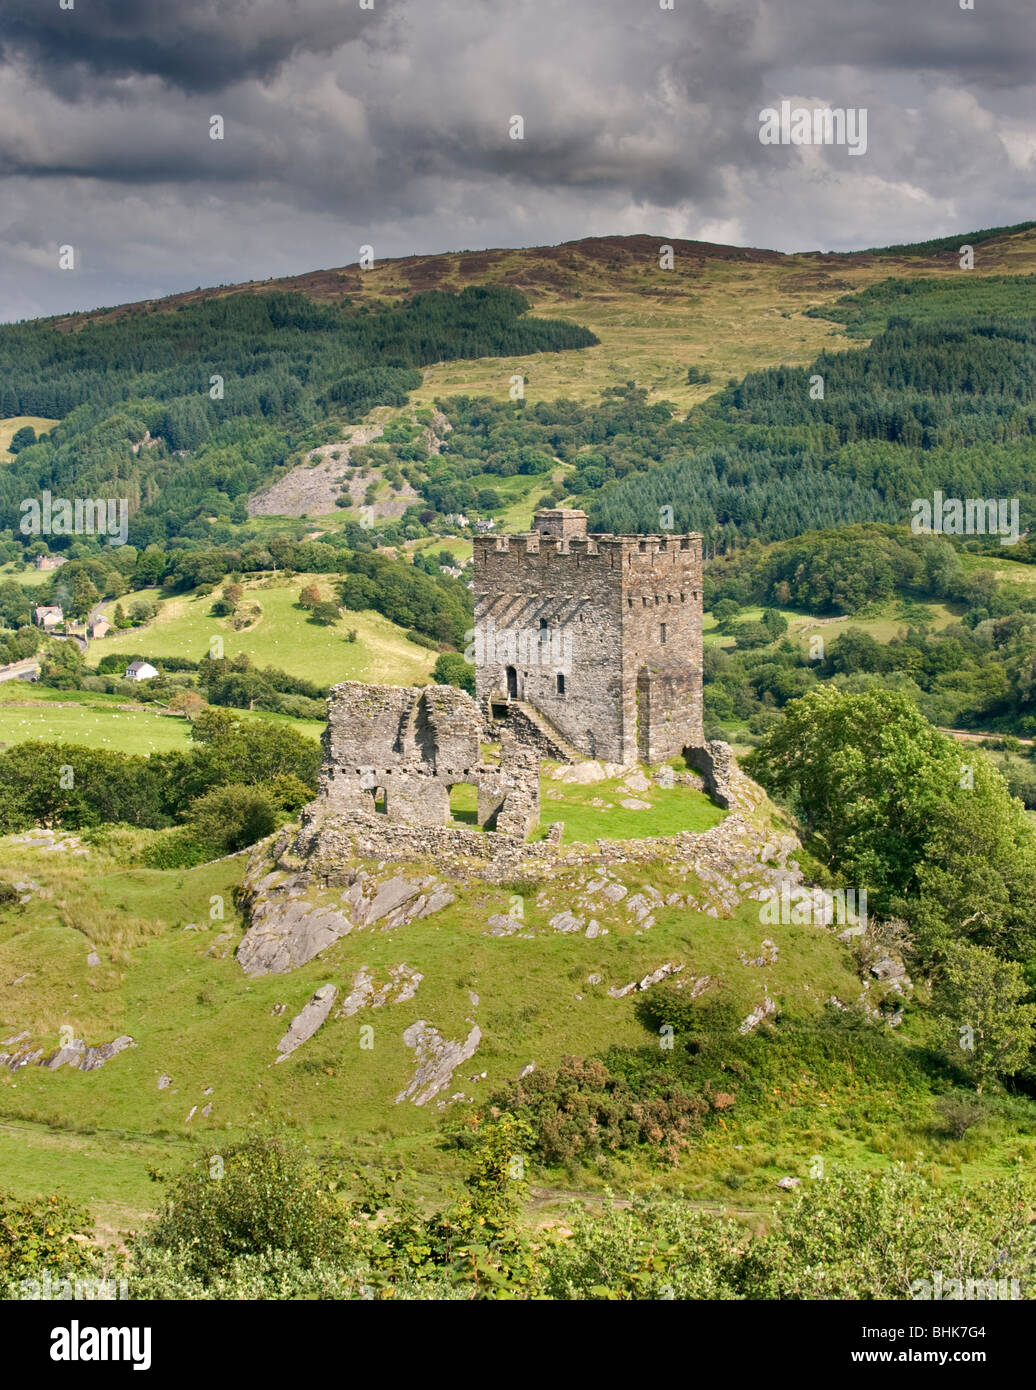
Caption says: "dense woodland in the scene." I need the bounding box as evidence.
[0,286,595,546]
[587,316,1036,543]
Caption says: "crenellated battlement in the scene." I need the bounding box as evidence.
[473,529,703,573]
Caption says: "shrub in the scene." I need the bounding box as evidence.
[186,783,279,854]
[0,1189,98,1285]
[935,1093,990,1139]
[309,601,340,626]
[433,651,475,694]
[480,1054,709,1165]
[140,1135,356,1284]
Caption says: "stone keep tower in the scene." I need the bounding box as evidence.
[473,509,703,765]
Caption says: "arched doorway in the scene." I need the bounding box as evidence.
[506,665,518,699]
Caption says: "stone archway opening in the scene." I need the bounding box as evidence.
[448,782,480,827]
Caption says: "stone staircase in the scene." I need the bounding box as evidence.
[505,700,582,764]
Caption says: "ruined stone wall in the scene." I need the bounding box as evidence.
[317,680,539,838]
[477,732,540,836]
[683,740,743,811]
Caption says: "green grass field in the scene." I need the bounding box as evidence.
[94,575,436,687]
[704,597,965,655]
[0,821,860,1217]
[0,417,59,459]
[534,770,727,842]
[0,687,324,753]
[0,701,195,755]
[0,564,52,588]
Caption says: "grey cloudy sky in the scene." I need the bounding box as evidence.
[1,0,1033,321]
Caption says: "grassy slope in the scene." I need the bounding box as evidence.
[0,821,868,1216]
[51,224,1036,415]
[2,805,1033,1227]
[0,418,59,459]
[94,574,436,687]
[533,771,726,842]
[0,686,324,753]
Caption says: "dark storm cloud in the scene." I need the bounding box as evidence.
[0,0,384,95]
[0,0,1033,319]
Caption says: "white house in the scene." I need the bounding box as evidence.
[33,605,63,630]
[125,660,159,681]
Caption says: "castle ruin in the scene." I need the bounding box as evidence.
[310,509,705,843]
[473,509,703,764]
[316,681,540,838]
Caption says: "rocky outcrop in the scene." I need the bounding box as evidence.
[395,1021,482,1106]
[0,1034,135,1073]
[276,985,338,1061]
[237,861,455,975]
[337,964,423,1017]
[739,996,777,1033]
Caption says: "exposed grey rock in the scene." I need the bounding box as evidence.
[639,962,683,991]
[626,893,654,921]
[739,997,776,1034]
[550,910,583,934]
[586,973,602,985]
[276,985,338,1060]
[551,761,606,784]
[366,875,423,924]
[7,1049,43,1070]
[46,1039,85,1070]
[871,957,906,982]
[607,981,637,999]
[777,1176,802,1190]
[518,1062,535,1079]
[80,1035,135,1071]
[486,913,521,936]
[86,951,100,967]
[739,939,778,968]
[239,868,454,975]
[336,965,423,1018]
[20,1035,138,1073]
[395,1020,482,1106]
[158,1074,172,1090]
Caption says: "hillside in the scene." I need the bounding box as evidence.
[0,757,943,1225]
[48,221,1036,413]
[3,223,1036,1278]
